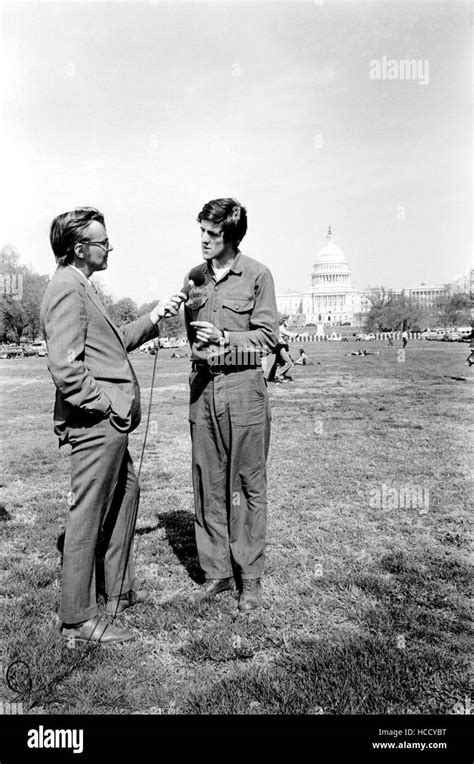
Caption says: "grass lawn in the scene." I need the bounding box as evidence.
[0,339,471,715]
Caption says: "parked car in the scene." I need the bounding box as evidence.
[22,345,38,357]
[327,333,342,342]
[30,340,47,356]
[0,344,24,358]
[355,333,376,341]
[138,339,157,353]
[160,337,187,349]
[442,330,461,342]
[455,327,473,342]
[424,330,446,341]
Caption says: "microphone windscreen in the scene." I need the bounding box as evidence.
[188,266,206,288]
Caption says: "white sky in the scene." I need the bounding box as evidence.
[1,0,472,305]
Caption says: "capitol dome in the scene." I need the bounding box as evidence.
[311,226,352,291]
[276,225,355,326]
[315,226,347,264]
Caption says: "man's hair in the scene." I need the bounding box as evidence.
[50,207,105,267]
[197,198,247,249]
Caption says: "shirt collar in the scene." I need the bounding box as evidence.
[69,264,91,284]
[207,249,243,278]
[229,250,243,275]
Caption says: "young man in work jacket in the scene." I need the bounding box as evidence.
[184,198,279,612]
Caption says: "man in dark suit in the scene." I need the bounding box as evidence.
[41,206,184,644]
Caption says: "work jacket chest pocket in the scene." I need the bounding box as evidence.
[186,293,209,320]
[221,296,255,331]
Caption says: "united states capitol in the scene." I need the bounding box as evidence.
[276,226,465,329]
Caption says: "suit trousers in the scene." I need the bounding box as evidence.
[189,368,271,581]
[60,418,138,624]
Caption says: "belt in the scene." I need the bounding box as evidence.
[192,361,261,374]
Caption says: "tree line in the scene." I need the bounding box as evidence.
[363,287,472,332]
[0,245,184,343]
[1,245,471,343]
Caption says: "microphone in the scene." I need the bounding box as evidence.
[182,265,206,296]
[163,266,206,316]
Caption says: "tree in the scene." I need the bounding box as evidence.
[433,293,472,328]
[92,278,117,316]
[0,244,22,272]
[387,292,425,331]
[21,271,50,340]
[0,247,50,341]
[161,311,185,338]
[365,288,427,331]
[1,246,27,342]
[138,300,186,337]
[112,297,138,325]
[364,288,395,331]
[0,297,27,342]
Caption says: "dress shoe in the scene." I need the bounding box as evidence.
[238,579,262,612]
[195,577,235,599]
[61,614,136,644]
[105,588,149,616]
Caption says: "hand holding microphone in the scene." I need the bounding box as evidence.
[150,293,187,323]
[150,266,206,324]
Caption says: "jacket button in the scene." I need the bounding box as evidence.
[235,305,240,310]
[212,306,217,312]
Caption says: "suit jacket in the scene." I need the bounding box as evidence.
[40,265,158,444]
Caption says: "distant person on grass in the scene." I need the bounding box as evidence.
[466,329,474,367]
[294,347,313,366]
[268,317,295,382]
[41,207,184,645]
[346,349,379,357]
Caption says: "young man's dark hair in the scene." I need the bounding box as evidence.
[50,207,105,266]
[197,198,247,250]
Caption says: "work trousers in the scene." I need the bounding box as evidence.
[60,418,138,624]
[189,367,271,580]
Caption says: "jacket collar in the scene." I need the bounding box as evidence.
[69,264,91,284]
[61,265,126,348]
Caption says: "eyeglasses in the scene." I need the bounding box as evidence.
[81,239,112,252]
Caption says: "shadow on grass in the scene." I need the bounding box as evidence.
[178,618,271,663]
[56,530,65,561]
[183,634,466,715]
[0,503,12,521]
[156,509,204,584]
[181,549,471,714]
[353,550,471,648]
